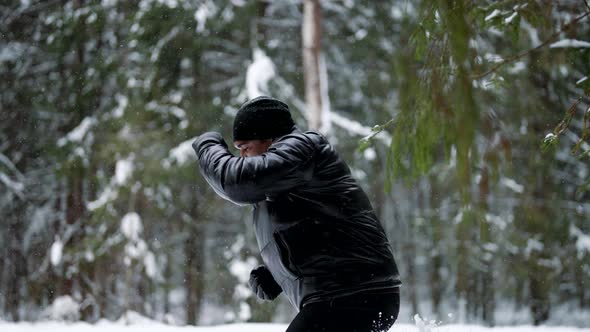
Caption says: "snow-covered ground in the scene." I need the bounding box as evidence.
[2,306,588,332]
[1,321,589,332]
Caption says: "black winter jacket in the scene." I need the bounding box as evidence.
[194,127,401,310]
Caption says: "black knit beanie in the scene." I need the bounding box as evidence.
[233,96,295,141]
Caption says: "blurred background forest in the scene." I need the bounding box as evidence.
[1,0,590,328]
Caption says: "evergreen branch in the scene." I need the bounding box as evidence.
[575,175,590,197]
[554,97,582,136]
[471,10,590,80]
[585,0,590,12]
[372,117,397,134]
[1,0,64,27]
[358,118,397,151]
[572,104,590,155]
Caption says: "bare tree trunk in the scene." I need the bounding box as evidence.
[529,262,551,325]
[0,249,4,316]
[575,259,587,307]
[5,222,19,321]
[255,0,269,46]
[185,206,205,325]
[404,234,418,315]
[302,0,323,131]
[64,167,85,295]
[428,175,444,319]
[402,186,419,315]
[96,260,108,319]
[478,167,495,326]
[164,254,172,315]
[6,212,27,321]
[184,234,203,325]
[455,216,470,322]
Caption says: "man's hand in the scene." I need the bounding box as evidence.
[249,265,282,301]
[192,132,226,156]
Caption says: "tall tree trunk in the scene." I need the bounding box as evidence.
[428,175,444,319]
[136,277,147,315]
[429,241,443,318]
[454,203,487,322]
[254,0,269,47]
[404,234,418,315]
[529,260,551,325]
[6,212,27,321]
[96,260,108,319]
[478,167,495,325]
[64,166,85,295]
[574,258,587,307]
[164,253,172,315]
[302,0,324,131]
[185,206,205,325]
[455,213,471,323]
[0,248,4,316]
[63,0,88,303]
[401,186,419,315]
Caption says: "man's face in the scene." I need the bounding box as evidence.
[234,139,273,157]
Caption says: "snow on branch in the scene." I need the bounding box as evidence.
[87,186,118,211]
[0,152,25,180]
[121,212,143,241]
[549,39,590,48]
[246,48,276,99]
[57,117,96,147]
[484,9,502,21]
[330,112,391,145]
[249,50,390,146]
[194,1,217,33]
[472,10,590,79]
[273,76,392,145]
[115,155,135,185]
[150,27,180,63]
[163,137,198,168]
[570,224,590,258]
[50,238,63,266]
[0,172,25,199]
[87,154,135,210]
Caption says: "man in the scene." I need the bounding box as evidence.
[193,96,401,332]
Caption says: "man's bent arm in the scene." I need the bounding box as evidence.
[193,132,315,204]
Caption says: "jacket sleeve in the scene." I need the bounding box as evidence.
[192,131,315,205]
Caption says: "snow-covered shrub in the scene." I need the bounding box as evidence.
[44,295,80,322]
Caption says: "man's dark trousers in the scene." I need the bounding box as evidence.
[286,291,400,332]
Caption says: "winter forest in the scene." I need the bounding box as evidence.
[1,0,590,329]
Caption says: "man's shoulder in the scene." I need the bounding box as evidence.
[292,130,328,146]
[274,129,326,148]
[302,130,324,141]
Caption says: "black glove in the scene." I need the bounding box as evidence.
[192,132,226,156]
[249,265,282,301]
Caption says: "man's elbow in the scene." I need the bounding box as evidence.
[224,184,266,205]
